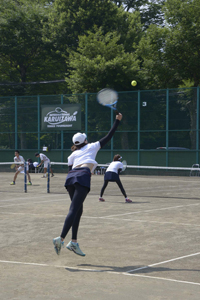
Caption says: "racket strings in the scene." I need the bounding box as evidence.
[97,89,118,106]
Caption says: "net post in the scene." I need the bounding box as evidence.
[47,163,50,193]
[24,162,27,193]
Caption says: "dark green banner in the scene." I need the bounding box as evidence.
[41,104,81,130]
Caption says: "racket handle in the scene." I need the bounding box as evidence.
[115,110,119,115]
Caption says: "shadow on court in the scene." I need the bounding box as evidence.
[68,264,200,275]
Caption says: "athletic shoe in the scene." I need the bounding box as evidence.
[41,175,46,178]
[125,198,132,203]
[66,241,85,256]
[51,174,54,177]
[53,236,64,255]
[99,197,105,202]
[10,181,15,185]
[27,182,32,185]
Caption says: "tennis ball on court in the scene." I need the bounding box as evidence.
[131,80,137,86]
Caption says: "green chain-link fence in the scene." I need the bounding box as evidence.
[0,87,199,167]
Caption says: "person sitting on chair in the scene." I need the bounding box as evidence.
[27,158,35,172]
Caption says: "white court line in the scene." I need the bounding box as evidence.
[102,203,200,218]
[0,260,101,272]
[0,259,199,286]
[1,211,200,227]
[123,273,200,286]
[0,194,59,203]
[127,185,200,193]
[0,198,68,208]
[127,252,200,273]
[0,200,198,212]
[100,217,200,227]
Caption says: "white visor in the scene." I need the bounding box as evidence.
[72,133,87,145]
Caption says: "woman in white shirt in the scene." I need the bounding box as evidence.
[99,154,132,203]
[53,113,122,256]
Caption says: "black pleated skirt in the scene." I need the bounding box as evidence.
[104,171,119,182]
[65,167,91,190]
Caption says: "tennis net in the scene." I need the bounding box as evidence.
[1,161,200,194]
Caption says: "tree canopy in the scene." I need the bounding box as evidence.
[0,0,200,95]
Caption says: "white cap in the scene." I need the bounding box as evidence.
[33,162,39,167]
[72,133,87,145]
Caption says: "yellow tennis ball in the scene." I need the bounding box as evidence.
[131,80,137,86]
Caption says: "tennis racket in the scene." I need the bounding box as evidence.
[97,88,119,114]
[10,164,15,169]
[122,160,127,172]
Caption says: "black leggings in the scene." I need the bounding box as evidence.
[100,179,127,198]
[61,183,89,240]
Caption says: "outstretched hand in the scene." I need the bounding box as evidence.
[116,113,122,121]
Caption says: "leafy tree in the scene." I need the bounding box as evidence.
[49,0,121,52]
[112,0,147,11]
[138,0,200,148]
[162,0,200,149]
[65,25,142,149]
[0,0,67,96]
[164,0,200,87]
[66,28,140,93]
[112,0,165,28]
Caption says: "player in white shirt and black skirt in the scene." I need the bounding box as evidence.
[53,113,122,256]
[99,154,132,203]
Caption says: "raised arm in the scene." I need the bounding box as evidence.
[99,113,122,148]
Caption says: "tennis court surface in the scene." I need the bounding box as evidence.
[0,172,200,299]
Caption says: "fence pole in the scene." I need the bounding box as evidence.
[137,90,140,165]
[61,95,64,162]
[47,163,50,193]
[15,96,18,149]
[37,95,40,152]
[85,93,88,136]
[166,88,169,167]
[111,108,114,162]
[196,86,199,163]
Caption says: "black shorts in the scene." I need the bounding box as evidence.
[104,171,119,182]
[64,167,91,190]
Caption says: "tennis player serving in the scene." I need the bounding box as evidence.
[53,113,122,256]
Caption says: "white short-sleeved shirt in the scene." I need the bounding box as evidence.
[106,161,123,174]
[14,155,25,164]
[39,153,50,162]
[68,141,101,172]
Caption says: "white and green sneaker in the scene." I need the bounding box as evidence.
[66,241,85,256]
[53,236,64,255]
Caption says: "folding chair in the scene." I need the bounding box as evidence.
[189,164,200,176]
